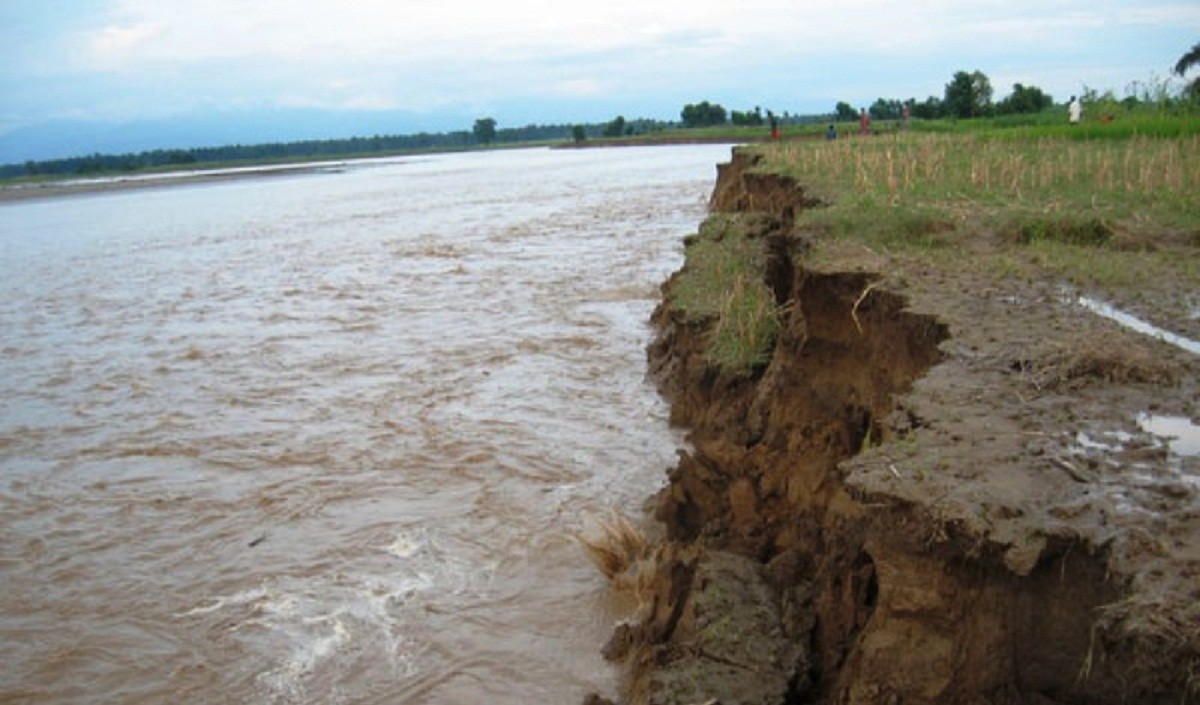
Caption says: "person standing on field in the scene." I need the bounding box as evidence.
[859,108,871,135]
[1068,95,1082,124]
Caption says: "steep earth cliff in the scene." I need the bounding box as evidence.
[599,149,1200,705]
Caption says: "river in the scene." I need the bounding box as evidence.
[0,145,731,703]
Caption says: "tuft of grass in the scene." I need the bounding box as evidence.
[805,202,956,250]
[1000,216,1114,247]
[668,213,780,376]
[707,274,780,374]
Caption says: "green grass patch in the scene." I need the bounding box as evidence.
[999,215,1114,247]
[804,202,957,250]
[707,275,781,374]
[668,213,780,376]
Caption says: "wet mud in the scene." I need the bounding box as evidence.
[595,150,1200,704]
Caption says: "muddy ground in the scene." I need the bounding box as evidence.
[591,150,1199,704]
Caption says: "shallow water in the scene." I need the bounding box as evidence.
[0,145,731,703]
[1138,414,1200,459]
[1076,295,1200,356]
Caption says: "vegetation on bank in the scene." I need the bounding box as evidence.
[756,119,1200,258]
[671,111,1199,376]
[667,214,782,375]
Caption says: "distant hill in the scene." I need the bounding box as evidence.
[0,108,466,164]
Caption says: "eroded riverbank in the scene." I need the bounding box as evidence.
[591,149,1199,704]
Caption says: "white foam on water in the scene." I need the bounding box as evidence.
[385,531,423,559]
[177,585,270,617]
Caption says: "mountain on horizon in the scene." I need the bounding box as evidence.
[0,108,468,164]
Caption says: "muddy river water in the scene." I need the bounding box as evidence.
[0,145,732,703]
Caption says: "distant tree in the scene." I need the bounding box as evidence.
[1174,41,1200,97]
[995,83,1054,115]
[834,101,858,122]
[473,117,497,145]
[571,125,586,143]
[730,106,765,126]
[868,98,904,121]
[680,101,727,128]
[909,96,944,120]
[602,115,627,138]
[164,149,197,165]
[944,70,993,118]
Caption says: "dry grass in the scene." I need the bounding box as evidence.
[748,131,1199,327]
[1021,337,1179,391]
[577,510,660,614]
[762,134,1199,208]
[668,214,781,375]
[754,133,1200,259]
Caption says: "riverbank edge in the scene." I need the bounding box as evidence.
[592,148,1199,704]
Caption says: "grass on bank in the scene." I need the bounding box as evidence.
[673,120,1199,375]
[754,131,1200,279]
[668,214,781,375]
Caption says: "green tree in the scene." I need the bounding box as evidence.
[911,96,944,119]
[995,83,1054,114]
[730,106,765,126]
[473,117,497,145]
[680,101,727,128]
[1174,41,1200,97]
[602,115,627,137]
[944,70,993,118]
[571,125,586,143]
[868,98,903,120]
[834,101,858,122]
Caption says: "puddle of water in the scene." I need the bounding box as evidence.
[1076,296,1200,356]
[1137,413,1200,458]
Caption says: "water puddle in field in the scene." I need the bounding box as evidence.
[1075,295,1200,356]
[1137,413,1200,459]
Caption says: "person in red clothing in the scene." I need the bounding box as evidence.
[859,108,871,136]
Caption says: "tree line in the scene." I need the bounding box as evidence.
[10,46,1198,179]
[837,62,1199,123]
[834,71,1055,121]
[5,120,667,178]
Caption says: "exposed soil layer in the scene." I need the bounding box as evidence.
[601,150,1200,704]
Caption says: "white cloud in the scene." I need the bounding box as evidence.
[90,21,160,54]
[549,79,608,98]
[12,0,1194,130]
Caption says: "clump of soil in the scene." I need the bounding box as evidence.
[591,149,1200,705]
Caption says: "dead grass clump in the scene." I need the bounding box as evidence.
[1085,593,1200,698]
[1032,340,1179,389]
[578,510,660,612]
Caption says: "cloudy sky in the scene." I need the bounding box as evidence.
[1,1,1197,160]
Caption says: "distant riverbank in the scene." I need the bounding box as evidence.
[0,160,352,203]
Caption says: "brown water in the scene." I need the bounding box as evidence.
[0,145,730,703]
